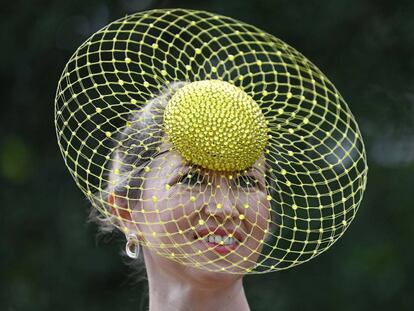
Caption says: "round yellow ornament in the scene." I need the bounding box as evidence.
[164,80,268,171]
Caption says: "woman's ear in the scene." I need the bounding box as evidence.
[108,193,132,221]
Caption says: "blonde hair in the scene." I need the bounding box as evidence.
[89,81,188,234]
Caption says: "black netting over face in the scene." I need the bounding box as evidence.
[55,9,368,274]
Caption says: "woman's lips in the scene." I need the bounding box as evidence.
[205,242,237,254]
[194,227,243,255]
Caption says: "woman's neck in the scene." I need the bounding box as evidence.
[145,255,250,311]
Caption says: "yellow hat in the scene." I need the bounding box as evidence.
[55,9,368,273]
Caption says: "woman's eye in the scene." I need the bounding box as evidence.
[178,172,201,186]
[236,175,259,189]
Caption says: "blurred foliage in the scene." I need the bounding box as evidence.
[1,0,413,310]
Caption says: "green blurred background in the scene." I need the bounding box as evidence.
[1,0,413,310]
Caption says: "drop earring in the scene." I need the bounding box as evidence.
[125,234,140,259]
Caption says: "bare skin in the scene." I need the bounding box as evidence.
[110,142,269,310]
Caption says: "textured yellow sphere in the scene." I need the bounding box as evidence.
[164,80,268,171]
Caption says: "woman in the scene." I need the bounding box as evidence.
[55,8,367,311]
[91,81,272,311]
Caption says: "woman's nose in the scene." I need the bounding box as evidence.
[202,176,241,219]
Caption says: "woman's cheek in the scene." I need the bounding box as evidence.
[245,193,270,230]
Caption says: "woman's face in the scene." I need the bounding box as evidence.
[126,142,271,276]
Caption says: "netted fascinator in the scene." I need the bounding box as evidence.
[55,9,368,274]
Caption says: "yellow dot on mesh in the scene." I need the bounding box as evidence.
[95,107,102,113]
[105,132,112,138]
[165,184,171,190]
[239,214,245,220]
[152,196,158,203]
[144,81,149,87]
[266,195,272,201]
[292,204,298,210]
[243,203,249,209]
[190,196,196,202]
[164,80,268,171]
[216,203,223,209]
[198,219,205,225]
[144,166,151,173]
